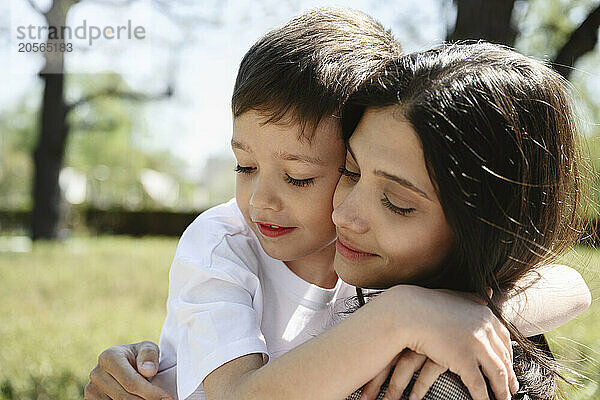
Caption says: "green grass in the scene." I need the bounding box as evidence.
[0,236,176,399]
[549,247,600,399]
[0,237,598,399]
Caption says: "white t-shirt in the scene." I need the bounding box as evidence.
[156,199,355,400]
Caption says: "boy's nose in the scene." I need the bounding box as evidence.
[249,178,282,212]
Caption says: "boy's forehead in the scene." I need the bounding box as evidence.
[232,112,343,159]
[233,111,341,142]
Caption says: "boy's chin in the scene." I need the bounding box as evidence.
[260,241,326,263]
[259,241,297,262]
[257,234,335,261]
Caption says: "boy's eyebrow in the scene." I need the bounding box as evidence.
[273,151,326,165]
[231,139,251,152]
[374,170,432,201]
[232,139,325,165]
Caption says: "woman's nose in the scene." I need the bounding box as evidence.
[249,176,282,212]
[331,190,369,234]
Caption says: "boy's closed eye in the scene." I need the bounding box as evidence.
[235,164,318,188]
[284,174,315,187]
[234,165,256,174]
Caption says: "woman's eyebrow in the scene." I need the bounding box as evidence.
[272,150,325,165]
[374,170,431,201]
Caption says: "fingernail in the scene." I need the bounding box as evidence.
[512,379,520,393]
[141,361,156,370]
[409,394,418,400]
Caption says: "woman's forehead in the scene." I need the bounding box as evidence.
[349,108,436,198]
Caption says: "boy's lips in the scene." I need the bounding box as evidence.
[335,236,377,260]
[255,222,296,238]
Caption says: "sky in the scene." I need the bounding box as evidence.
[2,0,598,179]
[1,0,452,177]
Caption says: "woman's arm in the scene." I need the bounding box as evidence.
[496,264,591,336]
[203,285,517,400]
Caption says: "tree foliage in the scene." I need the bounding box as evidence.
[6,0,600,238]
[0,75,195,215]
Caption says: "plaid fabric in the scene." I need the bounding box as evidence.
[346,370,473,400]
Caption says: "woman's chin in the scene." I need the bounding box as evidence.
[334,253,436,290]
[334,255,384,289]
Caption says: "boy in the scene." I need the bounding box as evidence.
[84,8,591,400]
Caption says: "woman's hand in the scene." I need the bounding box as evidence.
[382,285,519,400]
[84,341,174,400]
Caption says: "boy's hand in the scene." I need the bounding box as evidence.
[385,285,519,400]
[359,353,399,400]
[84,341,174,400]
[386,351,448,400]
[361,287,502,400]
[360,350,447,400]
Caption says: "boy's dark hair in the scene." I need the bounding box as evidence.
[232,7,401,141]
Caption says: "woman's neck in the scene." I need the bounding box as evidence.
[284,242,338,289]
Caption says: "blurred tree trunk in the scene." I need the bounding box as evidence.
[553,4,600,78]
[447,0,600,79]
[447,0,517,46]
[32,74,68,239]
[31,0,72,240]
[29,0,173,240]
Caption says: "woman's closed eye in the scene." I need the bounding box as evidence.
[339,167,360,182]
[381,194,415,216]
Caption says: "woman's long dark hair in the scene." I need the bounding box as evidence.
[342,42,587,399]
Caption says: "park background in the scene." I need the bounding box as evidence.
[1,0,599,398]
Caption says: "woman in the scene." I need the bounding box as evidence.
[335,42,587,399]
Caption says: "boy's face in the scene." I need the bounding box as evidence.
[232,110,345,262]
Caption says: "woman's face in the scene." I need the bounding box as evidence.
[332,107,455,289]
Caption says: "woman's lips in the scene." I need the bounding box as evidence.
[335,237,376,260]
[256,222,296,238]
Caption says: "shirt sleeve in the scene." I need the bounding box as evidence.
[163,230,268,400]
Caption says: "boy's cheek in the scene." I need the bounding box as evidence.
[234,185,250,216]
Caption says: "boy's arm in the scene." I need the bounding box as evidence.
[496,264,591,336]
[86,207,267,400]
[204,285,518,400]
[326,264,591,400]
